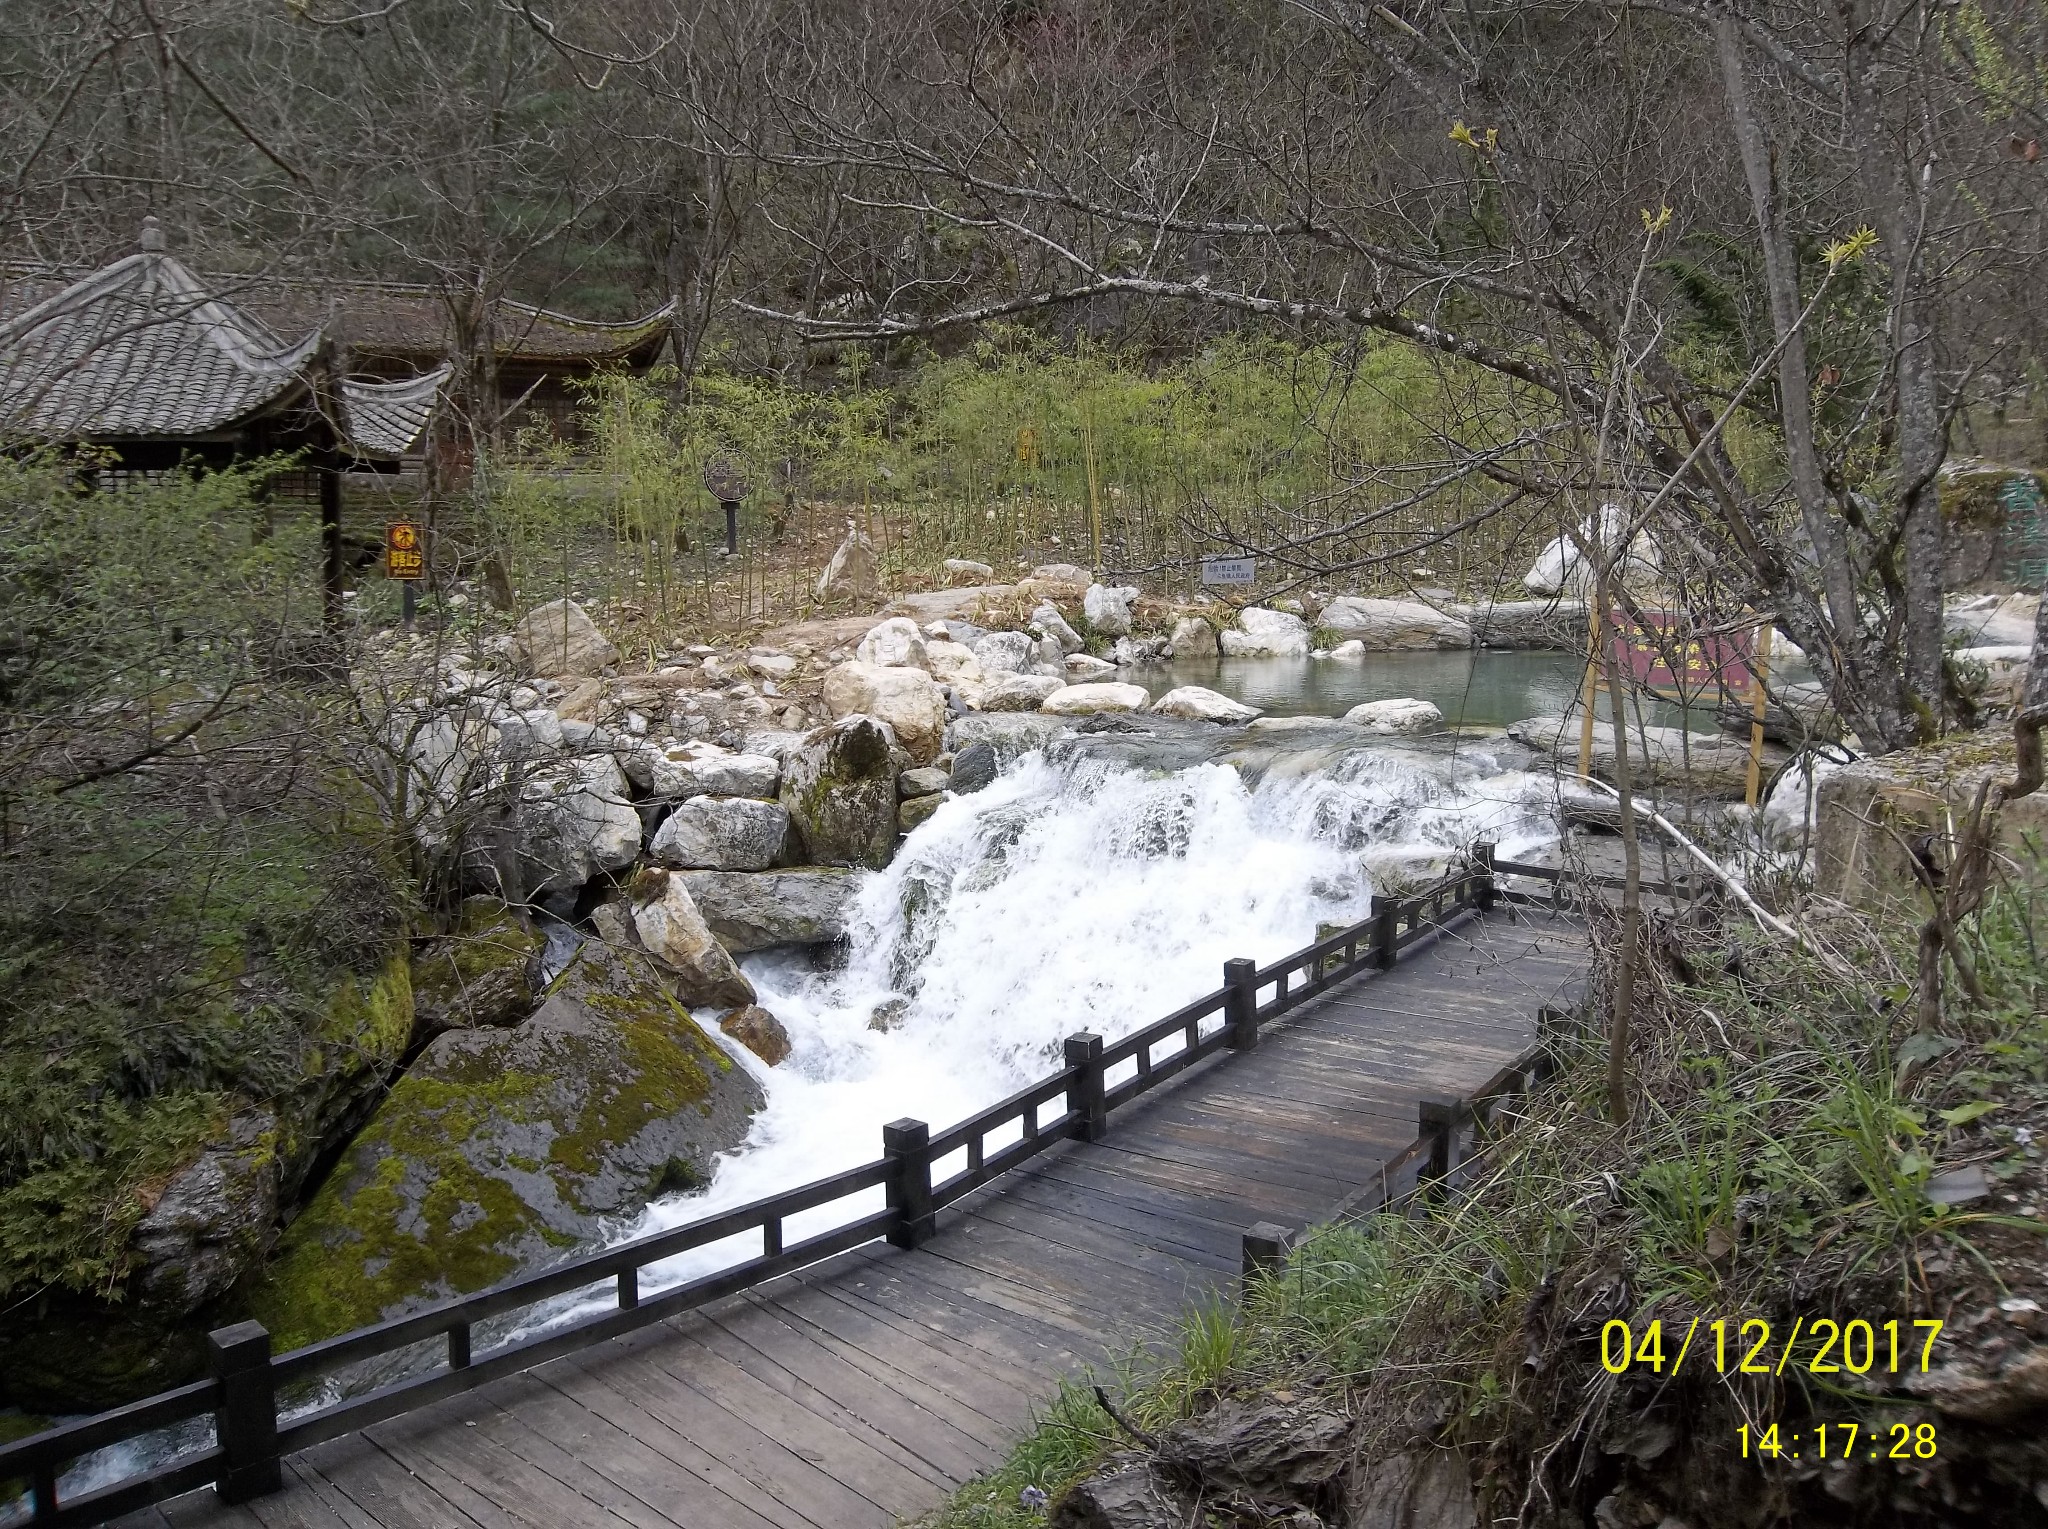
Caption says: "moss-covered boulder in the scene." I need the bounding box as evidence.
[250,940,763,1350]
[410,897,545,1040]
[779,715,899,869]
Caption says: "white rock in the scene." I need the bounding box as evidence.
[651,751,782,800]
[855,617,930,669]
[816,529,880,601]
[1219,607,1311,657]
[1065,653,1117,679]
[497,707,565,757]
[1167,615,1217,659]
[978,673,1066,711]
[649,796,790,871]
[515,756,641,894]
[509,598,617,678]
[1030,562,1094,587]
[972,630,1039,674]
[1522,505,1662,596]
[1083,582,1137,636]
[943,558,995,580]
[1318,597,1473,650]
[747,652,798,681]
[1946,593,2039,649]
[1343,698,1444,733]
[820,660,948,762]
[1040,682,1151,716]
[1327,640,1366,660]
[1030,602,1085,654]
[1150,686,1261,723]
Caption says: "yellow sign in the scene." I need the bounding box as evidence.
[385,521,424,580]
[1015,427,1039,467]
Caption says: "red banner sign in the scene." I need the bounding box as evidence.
[1608,611,1761,699]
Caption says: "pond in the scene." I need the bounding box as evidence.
[1114,649,1724,732]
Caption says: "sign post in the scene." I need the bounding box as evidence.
[385,521,424,627]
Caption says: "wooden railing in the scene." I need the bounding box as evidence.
[1,845,1533,1527]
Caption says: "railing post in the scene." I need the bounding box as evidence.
[1241,1221,1297,1285]
[1417,1096,1462,1201]
[1064,1032,1107,1141]
[884,1118,934,1249]
[209,1321,281,1504]
[1372,895,1400,970]
[1472,841,1497,912]
[1223,958,1259,1049]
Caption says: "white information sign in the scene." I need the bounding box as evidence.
[1200,557,1256,586]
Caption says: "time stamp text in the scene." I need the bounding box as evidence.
[1598,1317,1945,1461]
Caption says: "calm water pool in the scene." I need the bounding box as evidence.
[1113,649,1720,731]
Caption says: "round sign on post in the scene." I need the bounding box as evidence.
[701,457,751,556]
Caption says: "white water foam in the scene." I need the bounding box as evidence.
[520,737,1553,1329]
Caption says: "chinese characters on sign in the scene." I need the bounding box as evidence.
[1607,611,1758,700]
[385,521,424,580]
[1201,557,1257,586]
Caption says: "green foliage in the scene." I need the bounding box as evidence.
[0,459,413,1306]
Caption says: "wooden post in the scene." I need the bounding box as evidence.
[1744,622,1772,808]
[320,460,345,635]
[883,1118,934,1249]
[1472,841,1497,912]
[1372,895,1400,970]
[1241,1221,1297,1283]
[1064,1032,1107,1141]
[1223,958,1259,1049]
[1418,1096,1462,1199]
[209,1321,281,1503]
[1578,595,1601,782]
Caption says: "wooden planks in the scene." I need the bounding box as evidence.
[139,911,1584,1529]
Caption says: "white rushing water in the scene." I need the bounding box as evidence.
[528,733,1556,1325]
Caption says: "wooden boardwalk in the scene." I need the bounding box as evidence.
[117,905,1587,1529]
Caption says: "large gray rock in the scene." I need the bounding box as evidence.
[1220,606,1311,657]
[1083,582,1136,635]
[1031,561,1095,586]
[1318,596,1473,649]
[1167,615,1217,658]
[971,630,1039,674]
[250,940,762,1348]
[821,661,948,763]
[1459,598,1587,649]
[650,749,781,800]
[946,711,1071,763]
[1031,602,1085,654]
[625,868,757,1006]
[1344,697,1444,733]
[409,897,545,1040]
[979,672,1066,711]
[648,796,790,871]
[1064,653,1117,680]
[1523,505,1661,595]
[130,1113,279,1313]
[1042,682,1150,715]
[1150,685,1260,723]
[514,755,642,894]
[679,869,861,952]
[1507,713,1763,795]
[948,740,999,793]
[780,715,899,869]
[508,599,617,678]
[854,617,929,669]
[816,529,880,600]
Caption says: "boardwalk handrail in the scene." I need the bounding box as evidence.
[1,844,1537,1527]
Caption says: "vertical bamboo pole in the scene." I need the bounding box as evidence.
[1744,621,1773,808]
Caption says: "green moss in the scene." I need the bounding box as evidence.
[251,1068,554,1350]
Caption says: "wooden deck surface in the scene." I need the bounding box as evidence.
[118,905,1588,1529]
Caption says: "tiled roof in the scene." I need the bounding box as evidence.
[0,221,449,455]
[245,282,674,366]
